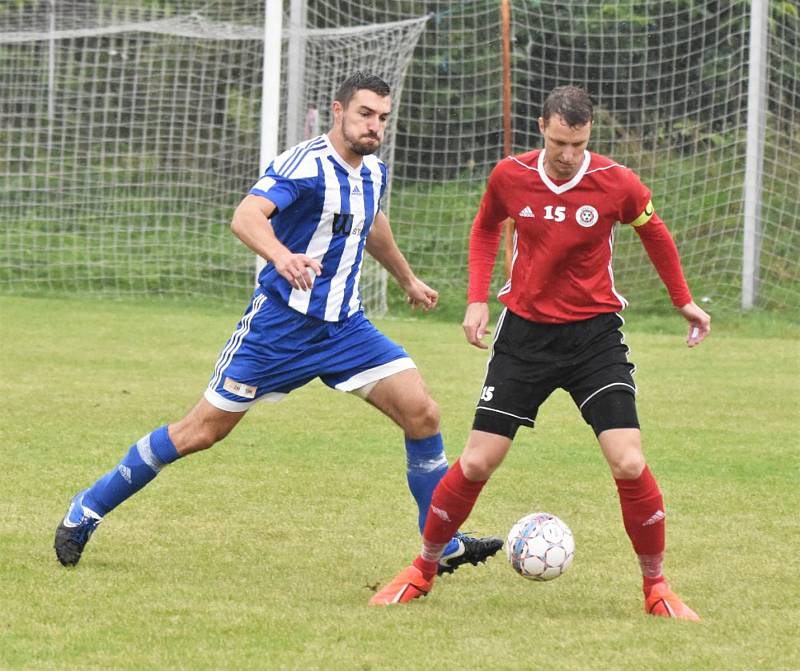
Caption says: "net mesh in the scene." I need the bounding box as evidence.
[505,1,799,312]
[1,1,797,314]
[382,0,799,313]
[0,1,426,310]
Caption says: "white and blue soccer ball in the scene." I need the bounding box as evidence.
[506,512,575,581]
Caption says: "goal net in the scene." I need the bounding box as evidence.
[379,0,798,314]
[1,1,797,315]
[503,1,799,313]
[0,1,426,312]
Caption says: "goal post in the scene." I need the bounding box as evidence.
[255,0,284,285]
[741,0,769,311]
[254,2,429,302]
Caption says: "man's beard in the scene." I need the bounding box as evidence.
[342,121,381,156]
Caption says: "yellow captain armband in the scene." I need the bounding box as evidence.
[629,200,655,227]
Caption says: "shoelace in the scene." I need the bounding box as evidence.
[71,517,100,544]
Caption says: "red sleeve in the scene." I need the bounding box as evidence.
[618,166,652,225]
[467,165,507,303]
[634,214,693,307]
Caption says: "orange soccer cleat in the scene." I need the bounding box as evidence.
[645,582,701,621]
[369,565,435,606]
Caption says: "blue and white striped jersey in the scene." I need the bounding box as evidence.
[249,133,388,322]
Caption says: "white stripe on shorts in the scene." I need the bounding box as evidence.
[474,406,534,424]
[204,387,286,412]
[334,357,416,392]
[578,382,637,411]
[208,293,268,392]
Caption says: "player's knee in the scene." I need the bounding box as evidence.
[605,449,646,479]
[174,426,215,454]
[197,424,225,451]
[422,397,441,432]
[460,454,492,481]
[459,449,501,481]
[403,396,440,438]
[171,416,230,455]
[459,432,509,480]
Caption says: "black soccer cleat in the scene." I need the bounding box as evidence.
[54,493,103,567]
[437,532,503,576]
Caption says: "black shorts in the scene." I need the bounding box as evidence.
[474,309,636,433]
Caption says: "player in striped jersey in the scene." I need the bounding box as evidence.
[371,86,710,619]
[54,73,502,576]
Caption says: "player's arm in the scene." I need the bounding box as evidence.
[366,210,437,311]
[464,167,507,349]
[503,218,515,280]
[230,194,321,291]
[628,202,710,347]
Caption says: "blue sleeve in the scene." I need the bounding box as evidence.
[249,164,306,213]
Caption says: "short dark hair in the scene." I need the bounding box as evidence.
[542,85,593,128]
[335,72,391,108]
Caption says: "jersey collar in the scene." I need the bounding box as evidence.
[537,149,591,194]
[323,133,365,176]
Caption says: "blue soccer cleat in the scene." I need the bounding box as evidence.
[437,531,503,576]
[54,492,103,567]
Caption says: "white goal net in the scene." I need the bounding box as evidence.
[1,1,797,315]
[380,0,798,314]
[0,1,426,312]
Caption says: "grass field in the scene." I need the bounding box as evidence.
[1,295,798,670]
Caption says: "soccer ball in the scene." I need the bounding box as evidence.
[506,512,575,581]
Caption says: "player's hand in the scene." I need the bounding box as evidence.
[677,301,711,348]
[273,251,322,291]
[463,302,491,349]
[404,277,438,311]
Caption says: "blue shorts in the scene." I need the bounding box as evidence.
[204,289,415,412]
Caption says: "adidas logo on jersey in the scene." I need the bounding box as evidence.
[518,206,535,218]
[351,184,361,195]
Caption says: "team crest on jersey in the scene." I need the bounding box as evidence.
[576,205,599,228]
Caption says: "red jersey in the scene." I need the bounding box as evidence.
[468,149,692,323]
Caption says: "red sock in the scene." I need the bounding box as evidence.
[414,460,487,579]
[614,465,666,592]
[643,575,666,594]
[413,555,438,579]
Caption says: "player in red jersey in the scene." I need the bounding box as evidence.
[370,85,709,619]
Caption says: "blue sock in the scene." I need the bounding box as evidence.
[82,426,180,517]
[405,433,449,534]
